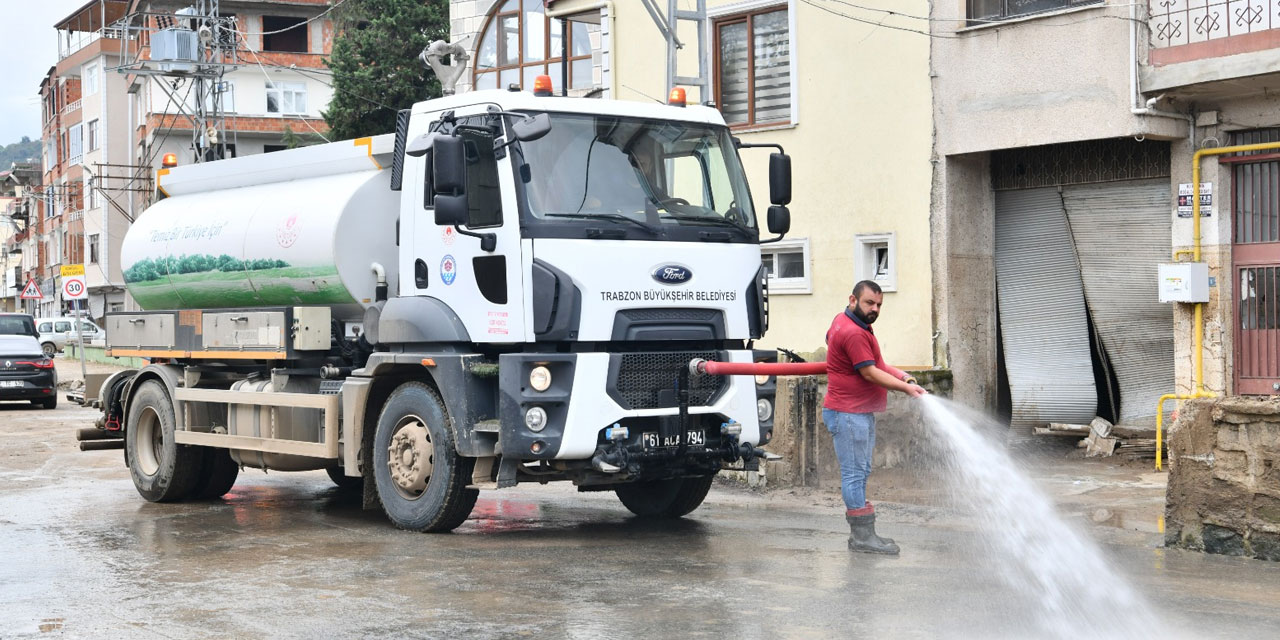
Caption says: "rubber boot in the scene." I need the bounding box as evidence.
[861,502,893,545]
[847,514,900,555]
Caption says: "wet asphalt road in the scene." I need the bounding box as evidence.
[4,400,1280,639]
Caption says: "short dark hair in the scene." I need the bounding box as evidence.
[852,280,882,298]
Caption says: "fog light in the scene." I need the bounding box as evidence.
[756,398,773,423]
[531,440,546,454]
[524,406,548,432]
[529,365,552,392]
[755,374,769,385]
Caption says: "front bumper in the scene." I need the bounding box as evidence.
[498,349,771,461]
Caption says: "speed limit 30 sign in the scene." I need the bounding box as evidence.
[60,264,87,301]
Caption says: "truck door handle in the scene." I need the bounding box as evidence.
[128,319,146,325]
[229,316,249,322]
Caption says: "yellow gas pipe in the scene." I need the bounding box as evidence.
[1155,141,1280,470]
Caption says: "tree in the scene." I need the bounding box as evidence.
[323,0,448,140]
[281,125,324,149]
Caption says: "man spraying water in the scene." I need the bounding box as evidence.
[823,280,928,555]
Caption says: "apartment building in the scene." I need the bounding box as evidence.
[930,1,1280,430]
[448,0,938,368]
[1,164,42,313]
[25,0,337,323]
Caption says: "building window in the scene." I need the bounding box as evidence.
[262,16,308,52]
[192,80,235,113]
[89,234,100,264]
[86,178,98,210]
[266,81,307,114]
[68,124,83,165]
[87,119,100,152]
[83,62,100,96]
[855,232,896,292]
[761,237,810,294]
[263,145,287,153]
[714,5,791,128]
[968,0,1100,23]
[473,0,598,92]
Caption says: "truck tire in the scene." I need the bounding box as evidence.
[372,382,478,532]
[125,380,201,502]
[615,474,717,518]
[326,465,362,490]
[191,447,240,499]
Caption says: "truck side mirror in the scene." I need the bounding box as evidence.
[432,134,468,226]
[433,135,466,195]
[767,205,790,236]
[769,153,791,206]
[434,194,469,226]
[511,113,551,142]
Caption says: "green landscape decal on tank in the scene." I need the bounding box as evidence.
[124,254,351,310]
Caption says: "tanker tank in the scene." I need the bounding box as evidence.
[121,137,398,322]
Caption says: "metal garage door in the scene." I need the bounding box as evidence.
[1062,180,1174,426]
[995,188,1097,435]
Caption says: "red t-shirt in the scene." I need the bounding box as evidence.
[823,309,890,414]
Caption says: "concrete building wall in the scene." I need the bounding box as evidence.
[929,1,1190,411]
[450,0,937,367]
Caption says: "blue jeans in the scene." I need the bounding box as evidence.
[822,409,875,512]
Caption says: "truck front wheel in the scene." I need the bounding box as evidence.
[125,380,201,502]
[615,474,717,518]
[372,382,478,532]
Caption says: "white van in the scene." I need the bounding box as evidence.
[35,317,104,357]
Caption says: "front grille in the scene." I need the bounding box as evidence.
[614,350,725,410]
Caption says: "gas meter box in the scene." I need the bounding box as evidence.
[1158,263,1210,303]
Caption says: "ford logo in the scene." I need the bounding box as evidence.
[651,264,692,285]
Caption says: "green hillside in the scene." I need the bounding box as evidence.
[0,137,41,169]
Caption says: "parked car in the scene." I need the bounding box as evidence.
[0,315,57,409]
[34,317,105,357]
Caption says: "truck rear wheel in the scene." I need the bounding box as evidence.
[372,382,478,532]
[126,380,201,503]
[191,447,240,499]
[615,474,717,518]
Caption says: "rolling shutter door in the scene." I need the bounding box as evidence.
[1062,180,1174,426]
[995,188,1097,435]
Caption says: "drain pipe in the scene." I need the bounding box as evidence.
[1154,140,1280,470]
[1128,2,1191,123]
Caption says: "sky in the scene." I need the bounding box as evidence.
[0,0,90,145]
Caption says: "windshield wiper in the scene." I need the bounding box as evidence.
[544,213,661,235]
[660,213,750,232]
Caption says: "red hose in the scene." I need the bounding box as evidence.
[697,360,828,376]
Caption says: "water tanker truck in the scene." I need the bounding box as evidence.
[81,84,794,532]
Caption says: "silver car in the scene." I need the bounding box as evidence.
[35,317,104,358]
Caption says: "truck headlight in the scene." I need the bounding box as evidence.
[529,365,552,392]
[524,406,548,432]
[757,398,773,423]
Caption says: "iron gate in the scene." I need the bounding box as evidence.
[1230,155,1280,394]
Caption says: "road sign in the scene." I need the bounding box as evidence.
[20,279,42,300]
[63,275,87,301]
[60,264,85,278]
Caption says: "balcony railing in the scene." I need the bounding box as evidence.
[1150,0,1280,48]
[63,99,82,115]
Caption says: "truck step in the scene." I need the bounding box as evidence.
[472,420,501,433]
[466,481,499,490]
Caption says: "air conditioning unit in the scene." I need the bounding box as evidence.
[151,28,198,72]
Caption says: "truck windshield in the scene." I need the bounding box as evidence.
[515,112,756,241]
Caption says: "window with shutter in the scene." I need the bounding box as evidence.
[714,6,791,129]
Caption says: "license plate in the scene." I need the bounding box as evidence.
[0,381,23,388]
[642,430,705,449]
